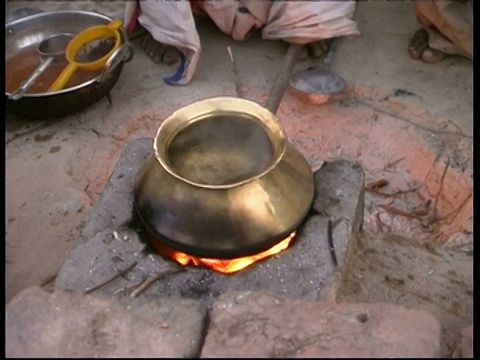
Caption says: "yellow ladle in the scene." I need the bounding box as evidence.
[48,19,123,92]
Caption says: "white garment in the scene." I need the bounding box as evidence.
[125,1,359,85]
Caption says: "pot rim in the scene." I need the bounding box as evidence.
[5,10,126,98]
[153,97,288,190]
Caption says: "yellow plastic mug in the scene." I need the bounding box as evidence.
[48,19,123,92]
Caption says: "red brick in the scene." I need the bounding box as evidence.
[201,291,441,358]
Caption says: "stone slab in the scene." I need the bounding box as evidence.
[201,291,442,358]
[6,286,207,358]
[313,159,364,235]
[54,139,163,294]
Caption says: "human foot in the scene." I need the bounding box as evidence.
[297,39,333,61]
[141,33,181,65]
[408,28,447,63]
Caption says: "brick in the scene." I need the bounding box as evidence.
[201,291,441,358]
[6,286,207,358]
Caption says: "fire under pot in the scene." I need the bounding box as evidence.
[133,97,315,273]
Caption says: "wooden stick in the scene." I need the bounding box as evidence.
[377,204,421,219]
[373,157,405,174]
[318,136,334,156]
[112,280,145,295]
[327,220,338,267]
[227,46,244,98]
[432,157,450,220]
[264,43,303,114]
[423,153,441,184]
[445,119,468,138]
[365,179,389,191]
[84,261,137,294]
[438,192,472,224]
[366,185,422,197]
[375,212,391,233]
[130,268,184,298]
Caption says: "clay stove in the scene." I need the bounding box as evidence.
[54,138,364,304]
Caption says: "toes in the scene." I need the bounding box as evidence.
[289,39,332,61]
[297,46,309,61]
[140,34,156,52]
[141,34,180,65]
[307,41,325,58]
[306,39,333,59]
[421,48,447,63]
[162,47,181,65]
[319,39,332,54]
[408,29,429,60]
[140,35,161,64]
[408,28,448,63]
[409,41,429,60]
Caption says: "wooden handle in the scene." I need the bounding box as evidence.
[264,43,302,115]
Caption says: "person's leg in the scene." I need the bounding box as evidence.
[409,28,448,63]
[134,0,200,68]
[141,33,181,65]
[409,0,472,63]
[141,32,332,66]
[138,0,340,66]
[138,1,333,66]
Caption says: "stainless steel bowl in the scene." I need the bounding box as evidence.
[5,10,133,119]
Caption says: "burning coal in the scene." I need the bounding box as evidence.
[152,231,297,274]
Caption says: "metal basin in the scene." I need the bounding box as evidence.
[5,10,133,119]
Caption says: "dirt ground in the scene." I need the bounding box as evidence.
[5,1,473,349]
[337,232,472,357]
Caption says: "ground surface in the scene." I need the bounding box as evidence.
[5,1,472,347]
[338,232,472,356]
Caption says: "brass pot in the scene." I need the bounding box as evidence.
[134,97,314,259]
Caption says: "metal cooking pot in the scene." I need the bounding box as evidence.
[5,9,133,120]
[134,97,315,259]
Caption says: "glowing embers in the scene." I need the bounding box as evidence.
[152,231,297,274]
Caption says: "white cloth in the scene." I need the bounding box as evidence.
[125,0,359,85]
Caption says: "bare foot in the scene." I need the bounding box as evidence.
[408,28,447,64]
[297,39,333,61]
[141,33,181,66]
[141,31,332,66]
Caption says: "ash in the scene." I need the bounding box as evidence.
[137,213,333,306]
